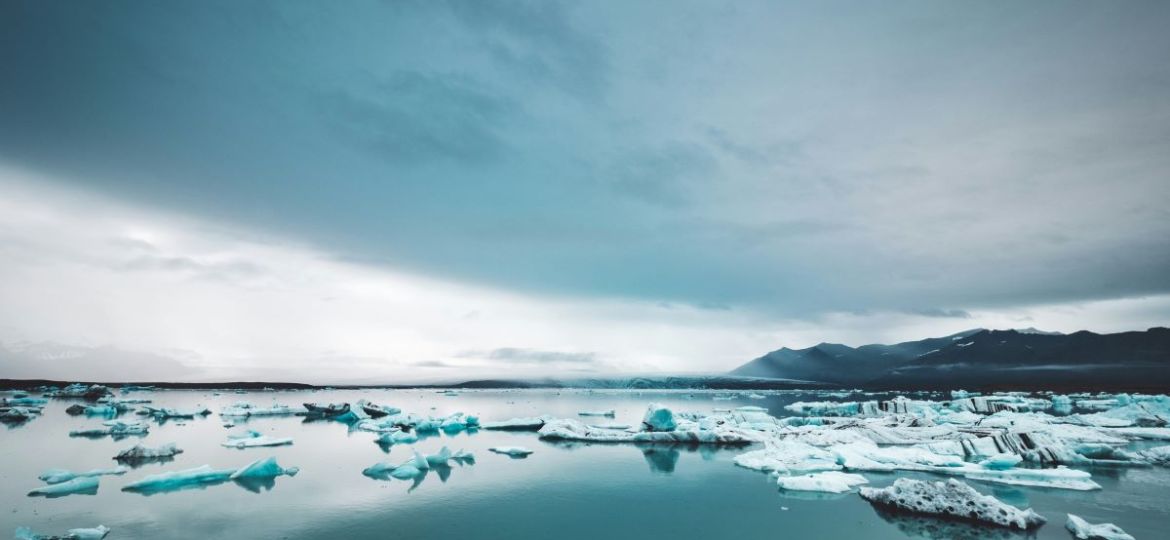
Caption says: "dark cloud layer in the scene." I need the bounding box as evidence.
[2,0,1169,319]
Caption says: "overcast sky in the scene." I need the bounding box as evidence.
[1,1,1168,383]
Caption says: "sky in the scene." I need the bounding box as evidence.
[1,1,1168,383]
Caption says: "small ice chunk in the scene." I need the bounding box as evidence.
[489,446,534,457]
[115,443,182,462]
[14,525,110,540]
[776,471,868,493]
[38,466,127,484]
[27,477,100,498]
[221,430,293,448]
[1065,514,1135,540]
[641,403,677,432]
[578,410,615,417]
[481,416,551,431]
[859,478,1046,530]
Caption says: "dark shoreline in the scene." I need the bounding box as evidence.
[2,377,1167,393]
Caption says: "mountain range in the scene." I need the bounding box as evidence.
[731,327,1170,391]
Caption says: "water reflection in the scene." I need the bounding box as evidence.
[641,446,680,473]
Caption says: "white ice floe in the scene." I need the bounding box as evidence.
[859,478,1046,529]
[14,525,110,540]
[1065,514,1135,540]
[220,402,302,417]
[38,466,127,484]
[734,440,840,474]
[27,477,100,498]
[489,446,534,457]
[775,471,868,493]
[963,464,1101,491]
[221,430,293,448]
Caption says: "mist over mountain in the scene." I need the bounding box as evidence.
[731,327,1170,390]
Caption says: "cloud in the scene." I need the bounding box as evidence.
[908,308,974,319]
[0,1,1169,382]
[457,347,599,366]
[318,70,519,164]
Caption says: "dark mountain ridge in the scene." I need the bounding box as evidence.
[731,327,1170,391]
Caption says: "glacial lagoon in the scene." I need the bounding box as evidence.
[3,388,1169,539]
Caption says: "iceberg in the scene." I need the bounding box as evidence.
[38,466,127,484]
[481,416,552,431]
[1065,514,1135,540]
[115,443,183,463]
[375,430,419,446]
[0,406,41,424]
[221,430,293,448]
[122,457,297,495]
[1138,445,1170,465]
[14,525,110,540]
[69,420,148,439]
[220,402,302,417]
[775,471,868,493]
[489,446,534,457]
[539,418,758,445]
[230,456,300,480]
[859,478,1046,530]
[360,402,401,418]
[362,449,461,484]
[27,477,100,498]
[641,404,677,432]
[140,406,211,419]
[303,402,350,416]
[121,465,235,494]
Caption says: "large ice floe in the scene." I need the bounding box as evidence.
[14,525,110,540]
[220,402,303,417]
[859,478,1046,529]
[27,477,101,498]
[539,403,760,444]
[122,457,298,495]
[1065,514,1135,540]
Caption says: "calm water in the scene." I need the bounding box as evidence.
[2,389,1167,539]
